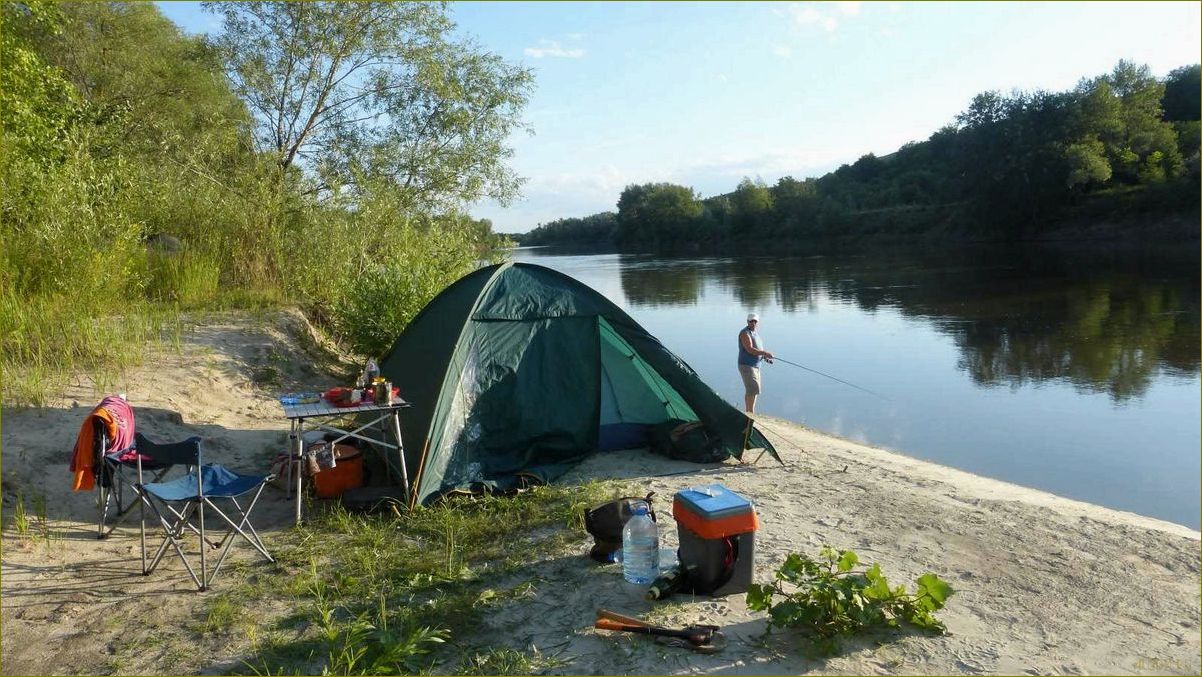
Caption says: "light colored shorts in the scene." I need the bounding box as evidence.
[738,364,761,396]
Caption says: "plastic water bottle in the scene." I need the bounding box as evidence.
[621,502,658,585]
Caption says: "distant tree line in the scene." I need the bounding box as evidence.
[519,61,1200,248]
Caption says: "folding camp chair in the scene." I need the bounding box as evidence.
[135,433,275,591]
[91,409,175,539]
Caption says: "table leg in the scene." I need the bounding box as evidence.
[390,411,410,503]
[286,421,296,499]
[294,418,304,525]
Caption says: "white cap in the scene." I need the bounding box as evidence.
[747,313,759,322]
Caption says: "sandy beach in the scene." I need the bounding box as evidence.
[2,310,1198,675]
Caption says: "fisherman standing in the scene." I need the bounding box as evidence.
[737,313,774,413]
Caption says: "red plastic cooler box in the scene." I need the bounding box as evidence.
[672,483,757,596]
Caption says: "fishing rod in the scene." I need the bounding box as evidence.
[769,357,891,401]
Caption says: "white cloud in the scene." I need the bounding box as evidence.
[782,2,865,33]
[790,5,838,32]
[684,146,849,182]
[524,40,585,59]
[771,45,793,58]
[565,32,585,40]
[836,1,862,17]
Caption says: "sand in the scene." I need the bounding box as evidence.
[2,310,1198,676]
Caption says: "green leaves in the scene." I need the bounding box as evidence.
[746,583,774,612]
[206,1,533,210]
[916,573,953,607]
[837,550,859,572]
[746,547,954,644]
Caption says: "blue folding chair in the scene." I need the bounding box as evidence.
[134,433,275,591]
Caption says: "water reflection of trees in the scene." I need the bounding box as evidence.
[618,256,704,306]
[616,247,1200,402]
[945,282,1197,400]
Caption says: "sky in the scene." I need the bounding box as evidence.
[156,1,1201,233]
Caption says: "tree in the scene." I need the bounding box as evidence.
[1098,60,1183,183]
[34,2,251,168]
[0,1,78,165]
[730,176,773,236]
[1161,64,1200,122]
[1065,137,1111,189]
[616,183,703,244]
[204,1,534,212]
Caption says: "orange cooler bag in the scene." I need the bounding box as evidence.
[313,444,364,498]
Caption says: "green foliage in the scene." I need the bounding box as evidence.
[314,588,448,676]
[146,252,222,308]
[520,211,617,246]
[0,2,517,403]
[455,647,566,675]
[0,1,78,164]
[329,216,481,357]
[524,59,1196,247]
[746,547,954,642]
[731,177,774,235]
[237,481,621,674]
[616,182,705,244]
[204,1,533,211]
[1065,137,1112,188]
[1162,64,1201,123]
[9,491,30,541]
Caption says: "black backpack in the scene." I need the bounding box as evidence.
[583,492,656,563]
[649,420,727,463]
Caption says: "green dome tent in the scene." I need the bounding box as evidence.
[379,262,779,507]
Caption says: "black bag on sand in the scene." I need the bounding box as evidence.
[649,420,727,464]
[584,492,656,563]
[340,486,407,514]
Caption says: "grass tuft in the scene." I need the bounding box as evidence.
[227,480,623,675]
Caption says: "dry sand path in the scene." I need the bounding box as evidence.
[2,311,1198,675]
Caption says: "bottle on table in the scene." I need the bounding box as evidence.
[621,502,658,585]
[372,377,390,406]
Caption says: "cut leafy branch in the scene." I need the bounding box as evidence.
[746,547,954,640]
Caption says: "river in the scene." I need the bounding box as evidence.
[511,243,1201,529]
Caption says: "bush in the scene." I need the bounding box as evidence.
[330,218,482,357]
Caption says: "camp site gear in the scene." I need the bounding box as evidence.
[311,443,364,498]
[648,419,726,463]
[673,484,758,596]
[594,609,726,653]
[377,262,779,507]
[75,397,178,538]
[645,564,688,600]
[134,434,274,591]
[70,395,136,492]
[339,486,407,515]
[585,492,656,563]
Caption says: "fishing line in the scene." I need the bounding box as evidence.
[769,357,891,401]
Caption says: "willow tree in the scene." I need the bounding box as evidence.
[203,1,534,212]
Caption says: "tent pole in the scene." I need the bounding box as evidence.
[742,417,755,462]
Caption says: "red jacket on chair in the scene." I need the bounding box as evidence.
[70,396,135,491]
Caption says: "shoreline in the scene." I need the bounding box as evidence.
[2,310,1198,675]
[751,415,1200,541]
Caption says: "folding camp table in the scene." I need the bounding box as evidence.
[279,396,411,524]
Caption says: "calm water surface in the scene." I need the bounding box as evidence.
[512,244,1201,529]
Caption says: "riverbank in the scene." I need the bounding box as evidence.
[2,310,1198,675]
